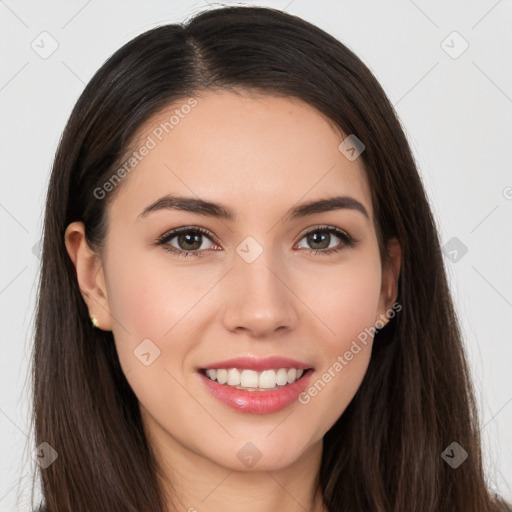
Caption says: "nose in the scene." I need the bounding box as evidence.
[221,250,299,337]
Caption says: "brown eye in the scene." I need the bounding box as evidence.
[296,226,356,255]
[156,227,217,258]
[304,231,332,250]
[174,231,207,251]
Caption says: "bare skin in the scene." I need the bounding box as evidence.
[65,89,401,512]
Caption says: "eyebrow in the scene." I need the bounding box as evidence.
[137,194,369,222]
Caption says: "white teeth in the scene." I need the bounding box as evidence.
[203,367,307,390]
[227,368,241,386]
[240,369,259,388]
[276,368,288,385]
[259,370,277,389]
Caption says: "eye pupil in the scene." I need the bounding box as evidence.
[308,231,329,250]
[178,232,202,250]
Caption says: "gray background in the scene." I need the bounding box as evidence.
[1,0,511,509]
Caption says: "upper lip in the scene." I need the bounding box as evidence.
[200,356,313,372]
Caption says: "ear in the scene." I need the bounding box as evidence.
[376,237,401,326]
[64,221,112,331]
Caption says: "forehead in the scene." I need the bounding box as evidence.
[108,89,373,224]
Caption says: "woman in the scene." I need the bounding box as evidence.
[29,5,511,511]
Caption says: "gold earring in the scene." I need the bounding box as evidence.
[90,315,100,329]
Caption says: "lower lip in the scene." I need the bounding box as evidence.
[198,369,314,414]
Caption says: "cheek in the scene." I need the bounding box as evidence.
[310,253,382,353]
[106,244,195,335]
[105,246,215,375]
[299,276,379,434]
[298,252,381,418]
[104,250,198,412]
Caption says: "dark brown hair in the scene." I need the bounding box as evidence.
[28,5,511,511]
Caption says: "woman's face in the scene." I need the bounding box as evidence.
[67,89,400,473]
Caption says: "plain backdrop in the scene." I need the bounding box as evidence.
[1,0,511,509]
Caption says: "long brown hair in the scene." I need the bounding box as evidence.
[28,6,511,511]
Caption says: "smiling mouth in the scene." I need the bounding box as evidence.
[199,367,313,391]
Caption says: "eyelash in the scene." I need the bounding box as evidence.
[155,225,357,259]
